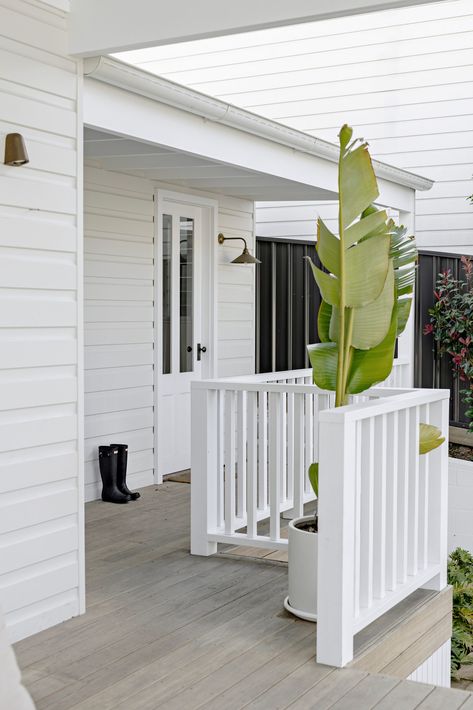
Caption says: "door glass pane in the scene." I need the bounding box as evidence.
[162,214,172,374]
[180,216,194,372]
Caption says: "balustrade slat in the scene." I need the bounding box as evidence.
[373,414,387,599]
[217,390,225,528]
[224,391,236,535]
[287,392,295,507]
[269,392,281,540]
[304,393,314,494]
[397,409,409,584]
[293,393,305,518]
[279,393,287,501]
[360,417,375,609]
[418,404,429,570]
[407,406,420,576]
[236,390,247,519]
[247,391,258,539]
[354,420,362,618]
[385,411,399,591]
[258,391,268,510]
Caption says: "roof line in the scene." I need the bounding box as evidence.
[83,56,433,192]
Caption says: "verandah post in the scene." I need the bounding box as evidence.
[422,392,450,591]
[190,383,218,556]
[316,411,357,667]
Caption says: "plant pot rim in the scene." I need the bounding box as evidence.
[288,515,318,535]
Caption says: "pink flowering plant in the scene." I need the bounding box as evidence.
[424,256,473,431]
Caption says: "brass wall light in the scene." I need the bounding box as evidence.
[218,233,261,264]
[4,133,29,166]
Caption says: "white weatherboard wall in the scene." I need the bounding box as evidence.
[84,166,155,502]
[117,0,473,253]
[216,195,255,377]
[0,0,83,641]
[449,457,473,554]
[408,640,451,688]
[84,164,254,497]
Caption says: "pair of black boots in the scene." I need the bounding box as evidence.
[98,444,140,504]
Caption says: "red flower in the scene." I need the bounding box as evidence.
[423,323,434,335]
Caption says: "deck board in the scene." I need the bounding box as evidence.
[13,482,473,710]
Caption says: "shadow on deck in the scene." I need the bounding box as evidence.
[13,482,473,710]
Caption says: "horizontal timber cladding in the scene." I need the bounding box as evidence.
[84,166,155,502]
[119,0,473,253]
[0,0,82,642]
[216,195,256,378]
[256,238,319,373]
[84,165,256,498]
[415,250,468,428]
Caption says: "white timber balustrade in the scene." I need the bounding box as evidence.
[316,386,450,667]
[191,360,449,668]
[191,358,408,555]
[191,368,327,555]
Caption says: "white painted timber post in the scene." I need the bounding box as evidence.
[191,383,218,556]
[317,411,357,667]
[398,203,416,387]
[423,392,450,591]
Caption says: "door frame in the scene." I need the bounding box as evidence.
[154,189,218,483]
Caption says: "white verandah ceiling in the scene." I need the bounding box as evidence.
[84,128,339,202]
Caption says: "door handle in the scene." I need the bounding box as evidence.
[197,343,207,361]
[186,346,193,353]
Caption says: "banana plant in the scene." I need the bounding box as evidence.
[306,125,443,498]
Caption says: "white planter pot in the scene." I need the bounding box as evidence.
[284,515,318,622]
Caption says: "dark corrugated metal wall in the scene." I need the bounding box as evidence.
[255,237,320,374]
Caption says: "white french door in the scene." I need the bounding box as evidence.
[156,196,204,478]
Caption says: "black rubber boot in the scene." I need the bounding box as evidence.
[110,444,140,500]
[98,446,131,503]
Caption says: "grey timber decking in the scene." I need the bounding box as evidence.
[14,482,473,709]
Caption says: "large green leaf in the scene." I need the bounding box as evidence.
[308,261,340,307]
[339,141,379,228]
[419,423,445,455]
[308,462,319,498]
[351,261,394,349]
[329,305,339,342]
[396,298,412,337]
[317,300,332,342]
[346,308,397,394]
[345,209,388,248]
[307,342,338,390]
[317,219,340,275]
[345,235,390,307]
[390,223,417,337]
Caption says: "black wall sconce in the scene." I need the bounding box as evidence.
[4,133,29,166]
[217,232,261,264]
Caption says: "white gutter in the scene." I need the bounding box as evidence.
[84,56,433,193]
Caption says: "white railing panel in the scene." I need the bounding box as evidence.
[316,387,450,667]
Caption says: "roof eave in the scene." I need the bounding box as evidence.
[83,56,434,193]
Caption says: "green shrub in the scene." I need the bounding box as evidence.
[448,547,473,676]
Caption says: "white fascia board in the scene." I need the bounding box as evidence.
[83,56,434,196]
[70,0,445,56]
[83,78,341,199]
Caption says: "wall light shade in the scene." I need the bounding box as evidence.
[217,232,261,264]
[4,133,29,166]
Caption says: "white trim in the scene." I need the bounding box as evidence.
[83,56,433,194]
[153,190,218,482]
[76,61,86,616]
